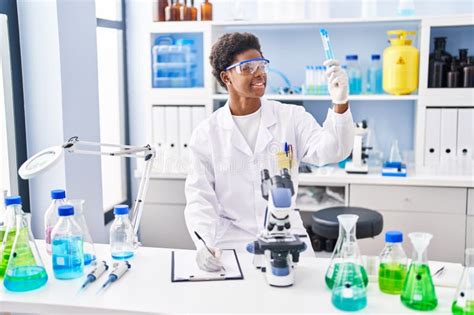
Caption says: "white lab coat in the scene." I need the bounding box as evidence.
[184,99,354,253]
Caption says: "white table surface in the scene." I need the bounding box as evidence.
[0,241,463,314]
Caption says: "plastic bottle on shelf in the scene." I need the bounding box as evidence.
[367,54,383,94]
[463,57,474,88]
[44,189,67,255]
[378,231,407,295]
[51,205,84,280]
[110,205,135,260]
[200,0,213,21]
[346,55,362,95]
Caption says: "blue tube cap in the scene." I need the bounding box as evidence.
[371,54,381,60]
[5,196,22,206]
[114,204,129,215]
[58,205,74,216]
[346,54,358,60]
[51,189,66,200]
[385,231,403,243]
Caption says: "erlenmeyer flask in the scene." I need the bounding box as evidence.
[401,232,438,311]
[325,214,368,289]
[3,213,48,292]
[0,196,25,279]
[67,200,96,265]
[388,139,402,163]
[452,248,474,314]
[331,242,368,311]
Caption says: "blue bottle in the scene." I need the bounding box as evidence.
[346,55,362,95]
[51,205,84,280]
[110,205,135,260]
[367,54,383,94]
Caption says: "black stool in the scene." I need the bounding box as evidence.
[309,206,383,252]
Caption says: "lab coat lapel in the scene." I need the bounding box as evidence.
[254,99,277,154]
[219,102,253,156]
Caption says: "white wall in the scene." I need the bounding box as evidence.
[17,0,107,242]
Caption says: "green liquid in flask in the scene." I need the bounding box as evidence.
[401,263,438,311]
[326,263,369,289]
[378,262,407,294]
[452,300,474,315]
[0,228,36,279]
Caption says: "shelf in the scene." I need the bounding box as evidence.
[212,94,418,102]
[420,88,474,107]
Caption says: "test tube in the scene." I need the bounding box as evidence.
[320,29,335,61]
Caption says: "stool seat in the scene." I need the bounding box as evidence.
[311,206,383,240]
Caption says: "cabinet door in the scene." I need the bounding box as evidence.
[358,211,466,263]
[140,204,194,249]
[468,189,474,216]
[146,179,186,204]
[467,216,474,249]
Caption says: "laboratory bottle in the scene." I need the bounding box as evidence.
[173,0,183,21]
[51,205,84,280]
[0,196,26,279]
[429,49,448,88]
[44,189,67,255]
[67,200,96,265]
[429,37,453,67]
[378,231,407,294]
[325,214,368,289]
[400,232,438,311]
[452,248,474,315]
[3,213,48,292]
[156,0,169,21]
[459,49,468,87]
[345,55,362,95]
[165,0,179,21]
[367,54,383,94]
[331,238,367,311]
[110,205,135,260]
[200,0,213,21]
[383,30,419,95]
[190,0,198,20]
[464,57,474,88]
[447,59,462,88]
[180,0,192,21]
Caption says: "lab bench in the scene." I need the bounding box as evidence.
[0,241,464,314]
[138,169,474,263]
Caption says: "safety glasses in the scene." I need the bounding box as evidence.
[225,58,270,75]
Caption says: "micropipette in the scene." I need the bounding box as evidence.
[81,260,109,289]
[319,29,335,61]
[100,261,131,291]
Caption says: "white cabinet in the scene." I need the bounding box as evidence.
[467,216,474,250]
[468,188,474,216]
[350,184,467,263]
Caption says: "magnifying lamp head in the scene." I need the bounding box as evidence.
[18,146,64,179]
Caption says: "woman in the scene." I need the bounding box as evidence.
[185,32,354,271]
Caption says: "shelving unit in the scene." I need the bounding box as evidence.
[212,93,419,102]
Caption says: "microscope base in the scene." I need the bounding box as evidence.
[345,161,369,174]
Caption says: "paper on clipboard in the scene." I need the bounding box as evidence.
[171,249,244,282]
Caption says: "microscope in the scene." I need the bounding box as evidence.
[345,120,372,174]
[250,168,306,287]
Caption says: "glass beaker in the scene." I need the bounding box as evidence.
[401,232,438,311]
[3,213,48,292]
[331,242,368,311]
[66,200,96,266]
[452,248,474,314]
[325,214,368,289]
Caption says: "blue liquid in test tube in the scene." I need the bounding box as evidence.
[320,29,335,60]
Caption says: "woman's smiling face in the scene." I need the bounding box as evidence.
[223,49,267,99]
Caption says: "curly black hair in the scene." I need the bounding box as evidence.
[210,32,263,88]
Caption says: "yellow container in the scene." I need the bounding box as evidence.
[383,30,419,95]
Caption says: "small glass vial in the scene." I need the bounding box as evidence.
[110,205,135,260]
[378,231,407,294]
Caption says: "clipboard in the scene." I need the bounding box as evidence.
[171,249,244,282]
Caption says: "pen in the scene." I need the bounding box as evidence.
[194,231,226,272]
[284,142,288,157]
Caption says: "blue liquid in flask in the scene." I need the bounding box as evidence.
[4,266,48,292]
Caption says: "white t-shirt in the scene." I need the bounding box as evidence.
[232,107,262,153]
